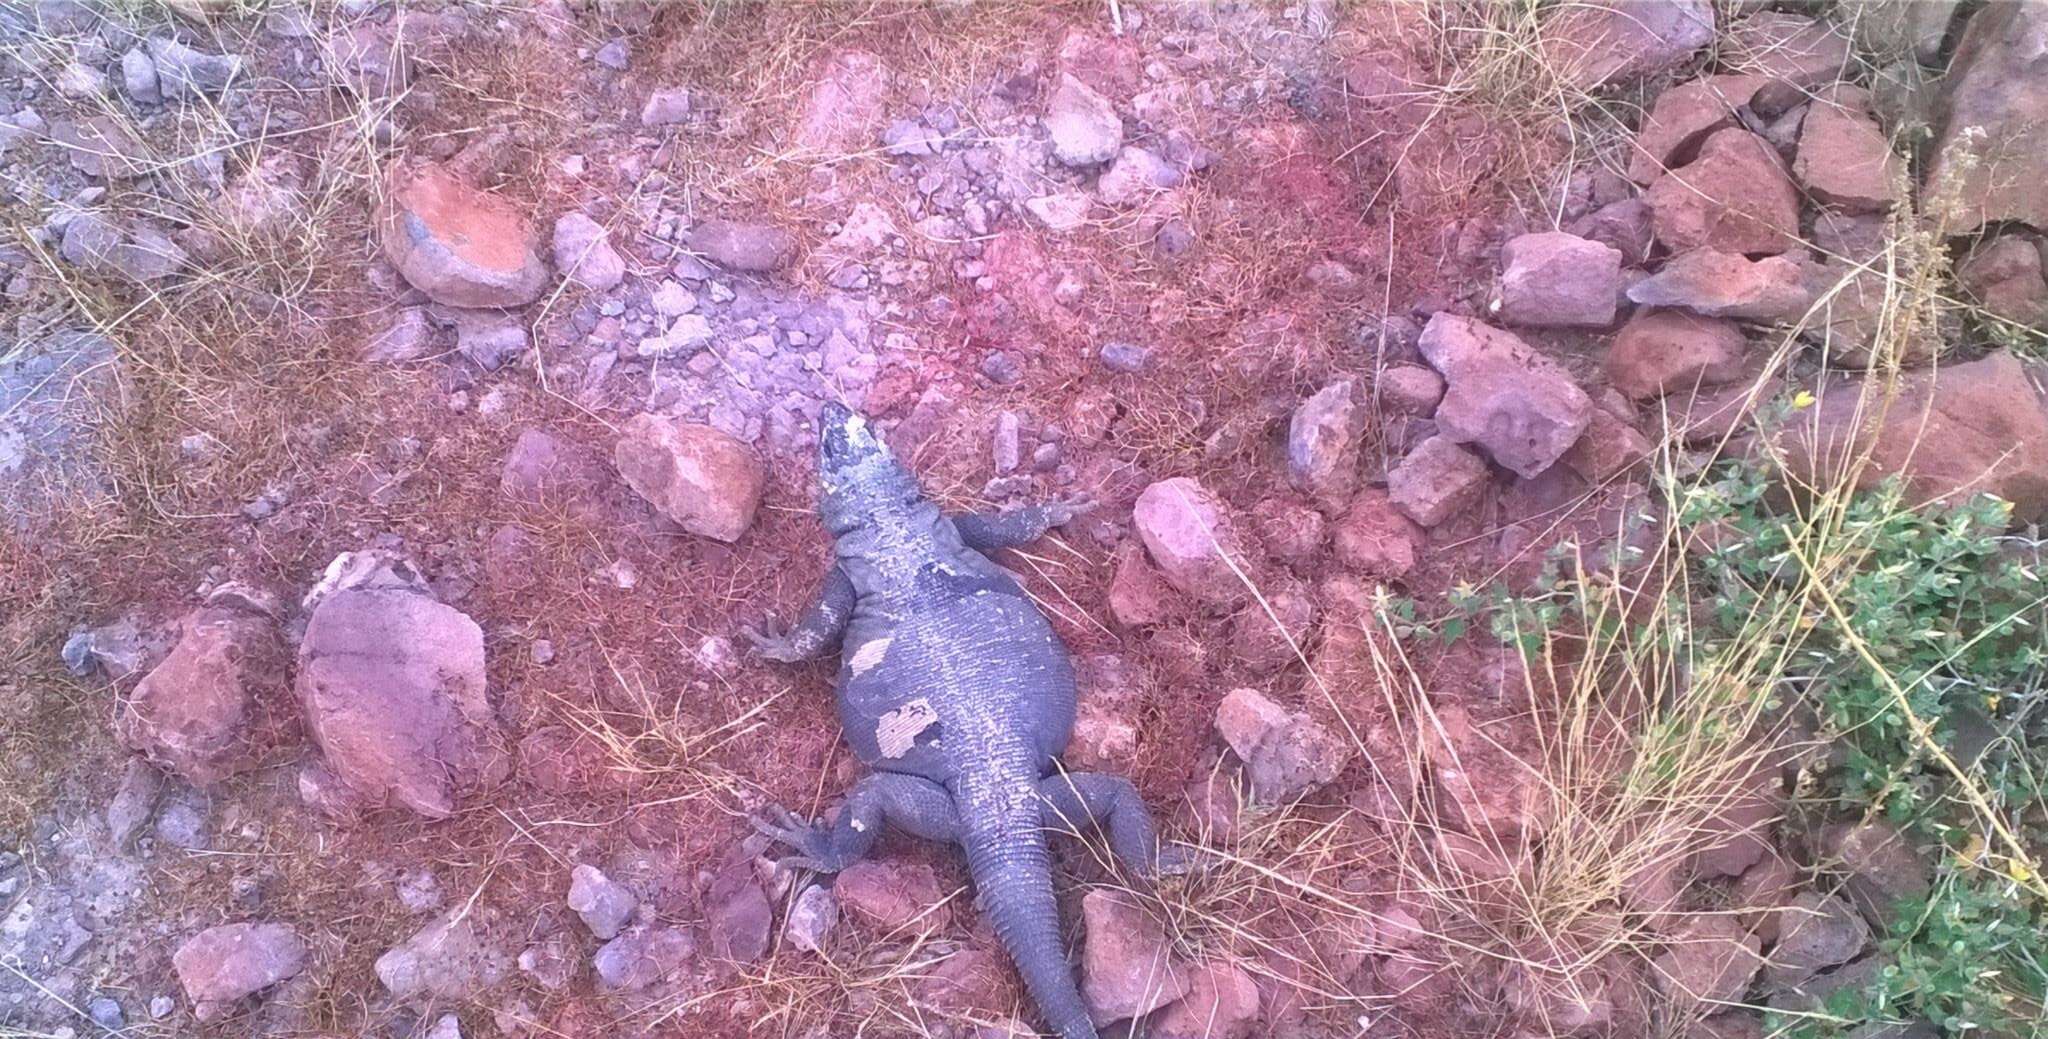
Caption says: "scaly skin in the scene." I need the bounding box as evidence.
[749,404,1167,1039]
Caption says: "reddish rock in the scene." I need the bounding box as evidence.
[500,428,597,507]
[173,923,307,1019]
[834,859,953,935]
[1107,542,1180,627]
[1776,351,2048,524]
[1227,585,1316,674]
[1378,365,1445,417]
[1957,232,2048,328]
[1628,249,1810,321]
[1250,499,1326,566]
[1646,129,1800,256]
[1693,761,1783,879]
[1388,436,1490,527]
[1562,407,1654,482]
[551,211,627,291]
[1819,819,1932,928]
[1080,889,1188,1024]
[685,218,796,273]
[1422,705,1548,844]
[796,49,890,153]
[295,557,506,819]
[1607,309,1748,399]
[705,862,772,964]
[1331,489,1425,579]
[1286,379,1365,504]
[1133,477,1247,603]
[1495,231,1624,328]
[1651,914,1762,1004]
[1721,13,1852,113]
[1628,75,1768,184]
[116,606,288,788]
[1540,0,1715,92]
[915,945,1019,1015]
[50,115,149,179]
[1795,87,1905,213]
[1925,2,2048,233]
[1068,704,1141,771]
[613,414,766,542]
[1213,688,1352,803]
[378,162,548,308]
[1765,892,1869,986]
[1731,853,1799,943]
[1418,314,1593,479]
[1153,959,1261,1039]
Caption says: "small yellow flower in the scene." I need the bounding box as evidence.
[2009,858,2037,884]
[1792,390,1817,410]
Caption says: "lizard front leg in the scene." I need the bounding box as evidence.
[952,493,1097,551]
[756,772,962,873]
[745,564,856,663]
[1039,771,1183,878]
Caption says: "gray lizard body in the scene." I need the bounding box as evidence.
[749,404,1167,1039]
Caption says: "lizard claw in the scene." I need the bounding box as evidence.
[752,805,846,873]
[743,622,807,663]
[1042,492,1098,527]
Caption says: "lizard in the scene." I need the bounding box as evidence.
[747,402,1171,1039]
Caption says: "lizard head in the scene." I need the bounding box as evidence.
[816,402,922,534]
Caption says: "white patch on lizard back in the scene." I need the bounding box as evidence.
[875,697,938,758]
[848,636,891,675]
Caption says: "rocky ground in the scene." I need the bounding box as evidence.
[3,1,2046,1038]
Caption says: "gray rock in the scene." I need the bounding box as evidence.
[3,330,119,522]
[147,37,242,99]
[592,926,695,992]
[451,310,529,370]
[594,38,629,70]
[1287,379,1364,504]
[1417,313,1592,479]
[566,864,637,940]
[1213,688,1352,803]
[1097,146,1181,206]
[105,758,164,850]
[153,785,210,849]
[881,118,943,158]
[363,307,435,363]
[980,350,1021,384]
[552,212,625,291]
[993,412,1022,473]
[50,116,148,179]
[784,884,838,953]
[1494,232,1624,328]
[1132,477,1246,604]
[686,219,795,272]
[1099,341,1151,372]
[120,48,160,104]
[375,910,511,1001]
[150,994,174,1019]
[650,280,696,316]
[640,86,693,126]
[87,995,123,1029]
[172,923,307,1017]
[1046,73,1122,166]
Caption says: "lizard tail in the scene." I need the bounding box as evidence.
[958,776,1099,1039]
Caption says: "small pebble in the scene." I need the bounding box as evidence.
[980,351,1021,385]
[594,38,629,70]
[1099,342,1151,373]
[88,997,123,1030]
[150,995,174,1019]
[531,640,555,666]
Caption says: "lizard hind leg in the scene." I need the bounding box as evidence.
[755,772,963,873]
[1038,771,1173,879]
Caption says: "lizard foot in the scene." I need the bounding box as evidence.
[1041,492,1098,527]
[752,805,848,873]
[742,622,810,664]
